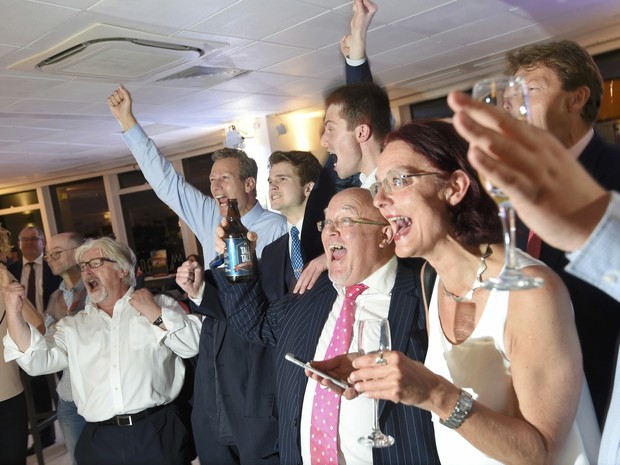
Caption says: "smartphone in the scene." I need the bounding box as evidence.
[285,353,348,389]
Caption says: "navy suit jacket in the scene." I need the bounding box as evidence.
[517,132,620,425]
[190,164,335,463]
[8,259,61,310]
[214,259,440,465]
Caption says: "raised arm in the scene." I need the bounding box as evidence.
[3,282,32,351]
[108,86,221,260]
[343,0,376,84]
[448,90,609,252]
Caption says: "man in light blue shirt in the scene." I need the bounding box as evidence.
[449,89,620,465]
[107,85,286,263]
[108,85,287,465]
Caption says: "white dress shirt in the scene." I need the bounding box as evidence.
[4,289,201,422]
[300,257,397,465]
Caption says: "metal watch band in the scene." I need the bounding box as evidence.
[152,315,164,327]
[439,389,473,429]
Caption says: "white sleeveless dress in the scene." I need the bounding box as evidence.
[425,251,600,465]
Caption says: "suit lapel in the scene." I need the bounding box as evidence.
[381,261,419,418]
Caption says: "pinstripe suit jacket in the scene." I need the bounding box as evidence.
[214,258,440,465]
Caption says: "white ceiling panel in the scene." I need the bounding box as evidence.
[0,0,619,188]
[190,0,327,40]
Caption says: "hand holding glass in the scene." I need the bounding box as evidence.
[357,318,395,448]
[472,76,544,290]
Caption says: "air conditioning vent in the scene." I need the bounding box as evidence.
[157,66,248,82]
[10,24,226,82]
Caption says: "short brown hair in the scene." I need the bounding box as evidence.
[506,40,603,125]
[269,151,322,186]
[325,82,391,144]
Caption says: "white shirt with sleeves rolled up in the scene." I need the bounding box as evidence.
[3,289,201,422]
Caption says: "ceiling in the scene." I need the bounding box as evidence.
[1,0,620,190]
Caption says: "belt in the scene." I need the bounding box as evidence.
[97,404,166,426]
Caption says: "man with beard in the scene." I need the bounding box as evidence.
[3,237,201,465]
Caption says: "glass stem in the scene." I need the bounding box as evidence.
[372,399,380,433]
[499,202,518,271]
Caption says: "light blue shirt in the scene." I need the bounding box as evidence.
[122,124,287,261]
[565,191,620,465]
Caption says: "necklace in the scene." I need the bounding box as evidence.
[441,245,492,303]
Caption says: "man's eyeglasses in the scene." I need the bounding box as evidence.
[370,172,442,198]
[78,257,116,272]
[317,217,388,232]
[44,247,78,262]
[18,237,42,243]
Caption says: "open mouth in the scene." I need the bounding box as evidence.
[86,277,100,292]
[215,194,228,209]
[270,193,282,202]
[328,244,347,261]
[389,216,412,240]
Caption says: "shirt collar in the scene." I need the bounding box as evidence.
[288,218,304,237]
[23,255,44,266]
[240,201,264,231]
[332,255,397,297]
[359,168,378,189]
[570,128,594,160]
[60,279,85,293]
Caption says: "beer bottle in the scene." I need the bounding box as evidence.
[223,198,254,283]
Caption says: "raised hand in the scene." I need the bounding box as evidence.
[176,259,204,299]
[448,90,609,252]
[340,0,378,60]
[107,85,138,132]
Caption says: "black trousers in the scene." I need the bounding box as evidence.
[0,392,28,465]
[74,404,193,465]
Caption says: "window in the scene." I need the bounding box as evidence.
[50,177,112,238]
[120,189,185,277]
[182,152,214,198]
[0,190,42,248]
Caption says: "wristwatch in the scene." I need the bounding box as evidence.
[152,315,164,327]
[439,389,473,429]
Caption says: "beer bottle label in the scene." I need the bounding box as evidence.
[224,237,253,278]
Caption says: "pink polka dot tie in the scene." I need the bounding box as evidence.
[310,283,368,465]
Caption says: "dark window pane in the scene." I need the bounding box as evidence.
[50,177,112,238]
[120,190,185,277]
[118,170,148,189]
[0,210,44,249]
[182,152,214,198]
[0,190,38,210]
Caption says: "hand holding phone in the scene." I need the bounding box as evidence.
[285,353,348,389]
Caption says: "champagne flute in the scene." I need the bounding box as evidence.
[472,76,544,290]
[357,318,395,448]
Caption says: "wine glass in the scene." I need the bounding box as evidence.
[357,318,395,448]
[471,76,544,290]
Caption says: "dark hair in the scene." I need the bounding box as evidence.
[506,40,603,125]
[385,120,502,247]
[269,151,322,186]
[325,81,391,144]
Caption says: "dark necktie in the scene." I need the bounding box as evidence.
[290,226,304,279]
[26,262,36,307]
